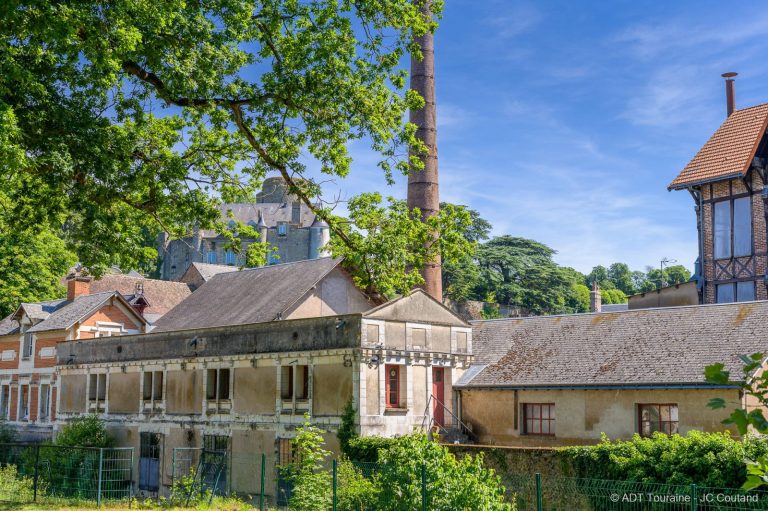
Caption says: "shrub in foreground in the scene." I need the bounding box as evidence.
[562,430,768,488]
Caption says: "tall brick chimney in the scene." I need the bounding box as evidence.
[590,281,602,313]
[67,276,93,301]
[722,72,737,117]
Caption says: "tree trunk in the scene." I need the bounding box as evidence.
[408,0,442,301]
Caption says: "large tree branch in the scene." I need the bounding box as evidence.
[121,60,269,108]
[229,104,355,249]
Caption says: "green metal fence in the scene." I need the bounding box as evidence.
[0,443,133,506]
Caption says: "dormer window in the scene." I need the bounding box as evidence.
[22,333,33,360]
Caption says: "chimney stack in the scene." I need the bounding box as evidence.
[67,275,93,301]
[590,281,602,313]
[722,72,738,117]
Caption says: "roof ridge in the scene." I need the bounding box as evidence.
[210,256,339,276]
[471,299,768,324]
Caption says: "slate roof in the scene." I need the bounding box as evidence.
[88,274,191,317]
[460,301,768,388]
[185,262,239,282]
[601,303,628,312]
[669,103,768,189]
[200,203,316,237]
[0,315,20,336]
[26,292,123,333]
[151,257,344,332]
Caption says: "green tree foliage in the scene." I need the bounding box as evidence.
[1,0,464,295]
[474,237,586,315]
[666,264,692,285]
[607,262,635,295]
[375,434,512,511]
[285,417,332,511]
[706,354,768,489]
[0,228,77,318]
[441,203,486,302]
[54,415,114,448]
[563,431,767,488]
[600,288,627,305]
[586,265,613,289]
[329,194,473,298]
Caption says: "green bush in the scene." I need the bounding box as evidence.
[0,464,35,502]
[345,436,395,463]
[562,431,768,488]
[337,459,379,511]
[0,419,15,443]
[376,434,512,511]
[337,399,357,456]
[55,415,114,448]
[285,417,332,511]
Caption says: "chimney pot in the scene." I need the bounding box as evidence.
[721,72,738,117]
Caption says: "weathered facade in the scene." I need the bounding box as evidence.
[55,259,471,497]
[669,76,768,304]
[158,177,330,281]
[456,302,768,447]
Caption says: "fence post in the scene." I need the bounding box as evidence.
[129,448,134,508]
[332,459,338,511]
[691,484,698,511]
[535,473,543,511]
[421,463,427,511]
[172,448,176,487]
[32,444,40,503]
[259,453,266,511]
[97,448,104,508]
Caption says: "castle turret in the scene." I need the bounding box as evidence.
[256,211,268,244]
[309,216,330,259]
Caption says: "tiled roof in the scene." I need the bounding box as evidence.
[601,303,628,312]
[88,274,191,316]
[461,301,768,388]
[0,315,20,336]
[26,292,120,333]
[669,103,768,189]
[152,257,344,332]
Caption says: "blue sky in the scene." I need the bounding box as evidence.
[317,0,768,274]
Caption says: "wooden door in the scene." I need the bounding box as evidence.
[432,367,445,427]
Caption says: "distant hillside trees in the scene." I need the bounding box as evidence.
[442,206,693,316]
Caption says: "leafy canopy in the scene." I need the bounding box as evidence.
[1,0,469,296]
[705,354,768,490]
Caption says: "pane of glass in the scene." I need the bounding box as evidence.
[737,281,756,302]
[733,197,752,257]
[670,406,679,422]
[549,405,555,420]
[541,420,550,434]
[641,421,651,437]
[714,201,732,259]
[717,284,735,304]
[542,405,549,419]
[670,421,679,434]
[660,406,670,421]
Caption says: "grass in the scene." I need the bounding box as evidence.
[0,497,257,511]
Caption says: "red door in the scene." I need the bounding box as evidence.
[432,367,445,427]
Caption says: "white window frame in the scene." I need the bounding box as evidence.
[18,384,30,421]
[1,350,15,361]
[38,384,51,422]
[0,384,10,420]
[22,333,33,360]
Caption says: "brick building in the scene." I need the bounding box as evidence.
[158,177,330,281]
[0,279,148,439]
[670,74,768,303]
